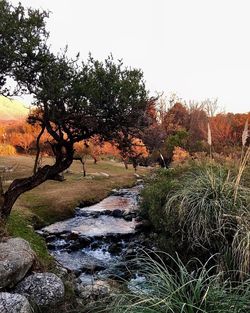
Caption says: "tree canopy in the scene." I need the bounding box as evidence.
[0,0,49,95]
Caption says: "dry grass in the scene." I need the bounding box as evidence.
[0,155,148,225]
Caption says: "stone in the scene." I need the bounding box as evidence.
[15,272,65,307]
[135,216,143,222]
[45,235,57,242]
[90,241,102,249]
[79,236,92,246]
[68,241,82,251]
[135,220,151,232]
[112,209,123,218]
[0,292,32,313]
[75,275,111,299]
[54,265,68,279]
[67,231,80,240]
[78,200,95,208]
[0,238,35,289]
[108,243,122,254]
[123,214,133,221]
[93,212,101,218]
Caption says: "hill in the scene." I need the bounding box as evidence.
[0,96,29,121]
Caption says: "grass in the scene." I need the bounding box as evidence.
[165,164,249,247]
[6,210,53,269]
[102,252,250,313]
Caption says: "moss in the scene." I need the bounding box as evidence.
[6,211,54,269]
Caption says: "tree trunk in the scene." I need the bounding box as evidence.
[123,159,128,170]
[0,145,74,220]
[0,177,4,210]
[33,124,45,174]
[83,162,86,177]
[132,158,138,172]
[73,156,87,177]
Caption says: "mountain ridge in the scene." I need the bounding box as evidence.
[0,96,29,121]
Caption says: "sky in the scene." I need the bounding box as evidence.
[11,0,250,113]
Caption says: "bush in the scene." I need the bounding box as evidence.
[172,146,190,165]
[0,143,16,155]
[140,168,182,232]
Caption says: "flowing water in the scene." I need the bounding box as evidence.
[39,184,144,279]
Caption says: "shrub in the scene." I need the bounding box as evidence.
[172,146,190,165]
[0,143,16,155]
[140,168,182,232]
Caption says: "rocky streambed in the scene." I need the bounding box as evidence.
[38,183,153,299]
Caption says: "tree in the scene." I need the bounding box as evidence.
[163,102,189,135]
[74,140,90,177]
[128,138,148,171]
[0,2,149,220]
[0,53,149,219]
[165,130,189,161]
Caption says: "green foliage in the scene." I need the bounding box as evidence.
[232,218,250,280]
[28,53,149,145]
[165,130,188,158]
[140,168,181,232]
[104,253,250,313]
[0,0,49,95]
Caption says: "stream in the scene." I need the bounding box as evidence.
[38,183,149,297]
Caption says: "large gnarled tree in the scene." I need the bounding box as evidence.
[0,1,149,219]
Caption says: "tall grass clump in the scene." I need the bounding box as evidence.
[232,217,250,280]
[102,253,250,313]
[165,164,249,248]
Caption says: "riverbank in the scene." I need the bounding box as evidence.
[0,155,149,268]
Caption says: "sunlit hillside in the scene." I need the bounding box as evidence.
[0,96,29,120]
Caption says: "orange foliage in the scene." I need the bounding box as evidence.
[130,138,149,158]
[0,103,249,160]
[0,144,16,155]
[209,112,250,150]
[0,118,51,154]
[172,146,190,164]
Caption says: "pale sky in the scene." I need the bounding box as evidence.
[11,0,250,113]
